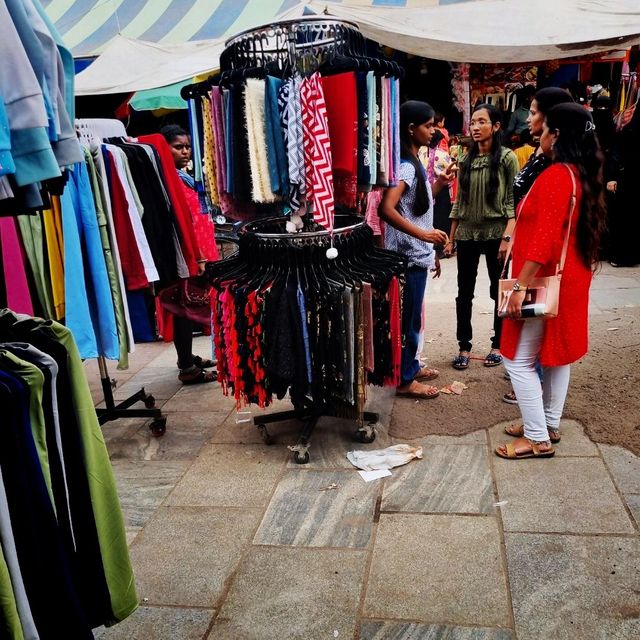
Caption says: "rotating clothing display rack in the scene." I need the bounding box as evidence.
[182,16,406,463]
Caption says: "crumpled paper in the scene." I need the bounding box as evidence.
[440,381,468,395]
[347,444,423,471]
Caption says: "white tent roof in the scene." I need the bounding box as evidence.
[75,0,640,95]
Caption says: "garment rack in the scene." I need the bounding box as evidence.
[76,118,167,436]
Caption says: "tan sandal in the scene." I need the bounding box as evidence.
[495,437,555,459]
[504,424,561,443]
[396,380,440,399]
[415,366,439,381]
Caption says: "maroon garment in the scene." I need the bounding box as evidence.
[106,152,148,291]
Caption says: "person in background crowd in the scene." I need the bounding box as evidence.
[513,129,536,170]
[445,104,520,370]
[605,103,640,267]
[434,112,450,151]
[503,87,575,404]
[496,104,606,459]
[160,124,219,384]
[505,85,535,143]
[379,101,455,399]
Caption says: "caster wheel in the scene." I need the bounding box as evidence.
[356,426,376,444]
[256,424,273,445]
[294,451,310,465]
[150,418,166,437]
[144,394,156,409]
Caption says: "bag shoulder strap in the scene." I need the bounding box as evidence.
[500,163,577,278]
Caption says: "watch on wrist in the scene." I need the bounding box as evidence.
[512,281,527,292]
[502,235,512,242]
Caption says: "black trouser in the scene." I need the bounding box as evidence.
[455,238,503,353]
[173,314,194,370]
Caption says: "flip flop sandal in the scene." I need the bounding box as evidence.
[178,368,217,385]
[193,355,216,369]
[396,383,440,400]
[484,352,503,367]
[502,391,518,405]
[452,354,470,370]
[415,366,440,381]
[495,438,555,459]
[504,424,561,443]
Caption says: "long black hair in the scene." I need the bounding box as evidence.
[546,103,606,267]
[533,87,574,117]
[399,100,435,216]
[458,103,503,206]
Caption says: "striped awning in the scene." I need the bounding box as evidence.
[42,0,467,58]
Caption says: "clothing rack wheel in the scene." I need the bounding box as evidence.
[95,356,167,436]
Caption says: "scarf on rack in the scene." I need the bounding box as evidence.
[244,78,278,204]
[300,72,334,231]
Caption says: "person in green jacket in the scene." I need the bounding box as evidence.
[445,103,520,370]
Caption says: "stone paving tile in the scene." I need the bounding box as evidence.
[208,547,366,639]
[161,383,237,413]
[165,444,286,508]
[209,412,297,445]
[130,506,260,607]
[146,335,213,368]
[254,470,378,548]
[410,430,488,446]
[381,445,494,514]
[364,514,510,627]
[494,457,635,534]
[506,533,640,640]
[110,460,189,529]
[94,605,214,639]
[360,621,514,640]
[599,444,640,494]
[113,368,182,402]
[488,419,599,457]
[626,494,640,528]
[284,416,392,470]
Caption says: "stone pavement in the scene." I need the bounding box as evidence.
[86,263,640,640]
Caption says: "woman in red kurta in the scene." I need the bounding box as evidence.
[496,104,606,459]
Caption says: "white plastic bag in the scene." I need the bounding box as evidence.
[346,444,423,471]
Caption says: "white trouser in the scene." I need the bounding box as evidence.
[503,320,571,442]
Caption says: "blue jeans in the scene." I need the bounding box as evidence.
[401,267,428,385]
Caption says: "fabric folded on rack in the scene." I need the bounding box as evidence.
[265,75,288,198]
[0,216,34,315]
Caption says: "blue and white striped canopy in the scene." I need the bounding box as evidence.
[43,0,470,57]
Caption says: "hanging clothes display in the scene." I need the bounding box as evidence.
[181,23,402,232]
[0,310,138,638]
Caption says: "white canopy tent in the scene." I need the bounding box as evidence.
[74,0,640,96]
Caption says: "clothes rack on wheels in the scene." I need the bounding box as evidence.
[76,118,167,436]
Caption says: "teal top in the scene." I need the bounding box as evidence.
[450,147,520,241]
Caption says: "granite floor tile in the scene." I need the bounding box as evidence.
[599,444,640,494]
[488,419,598,457]
[360,621,514,640]
[626,494,640,528]
[113,367,182,401]
[494,457,635,534]
[161,384,237,413]
[254,470,378,548]
[101,418,150,444]
[166,444,286,508]
[411,430,488,446]
[364,514,510,627]
[130,506,260,607]
[147,335,212,368]
[208,547,366,639]
[285,416,392,470]
[506,533,640,640]
[210,411,298,445]
[381,445,494,514]
[94,605,214,639]
[106,427,210,461]
[109,460,189,529]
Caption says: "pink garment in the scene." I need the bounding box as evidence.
[0,217,34,315]
[365,188,384,236]
[210,87,227,194]
[386,77,394,185]
[301,73,335,231]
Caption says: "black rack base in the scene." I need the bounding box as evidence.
[95,357,167,436]
[254,407,378,464]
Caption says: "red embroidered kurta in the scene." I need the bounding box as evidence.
[501,164,593,366]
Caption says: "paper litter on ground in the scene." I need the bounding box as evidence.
[440,381,468,395]
[347,444,423,471]
[358,469,392,482]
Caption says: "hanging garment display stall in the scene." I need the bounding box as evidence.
[182,17,407,463]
